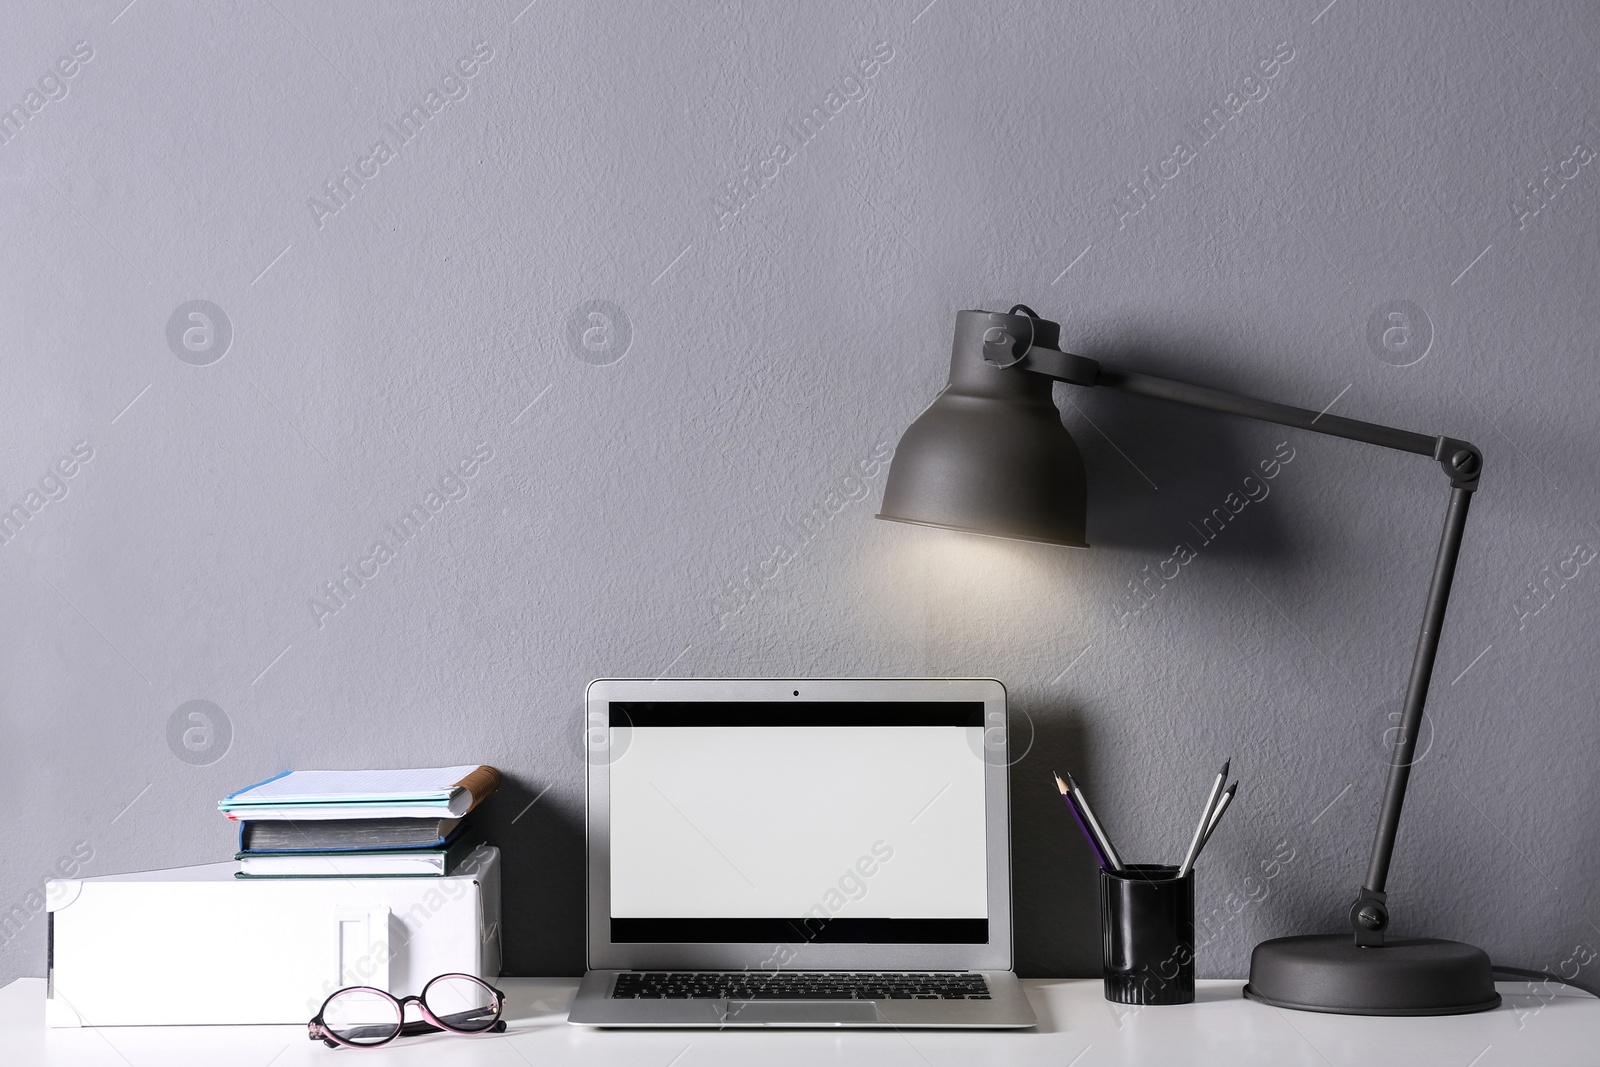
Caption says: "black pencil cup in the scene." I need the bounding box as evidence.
[1099,864,1196,1005]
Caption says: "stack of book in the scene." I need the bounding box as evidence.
[219,765,501,878]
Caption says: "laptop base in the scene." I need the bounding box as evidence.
[568,969,1037,1028]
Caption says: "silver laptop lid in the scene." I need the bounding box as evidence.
[585,678,1013,972]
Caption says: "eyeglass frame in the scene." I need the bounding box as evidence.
[307,972,508,1049]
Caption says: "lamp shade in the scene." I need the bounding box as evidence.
[877,310,1089,547]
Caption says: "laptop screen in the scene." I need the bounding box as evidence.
[607,701,989,945]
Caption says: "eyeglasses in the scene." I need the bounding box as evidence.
[308,973,506,1049]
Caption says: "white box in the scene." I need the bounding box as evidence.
[45,845,500,1026]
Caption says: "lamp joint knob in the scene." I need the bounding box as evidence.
[1350,888,1389,946]
[1435,437,1483,490]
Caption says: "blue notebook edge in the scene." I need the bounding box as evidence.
[233,837,485,877]
[220,769,294,805]
[218,769,466,810]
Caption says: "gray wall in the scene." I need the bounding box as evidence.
[4,0,1598,989]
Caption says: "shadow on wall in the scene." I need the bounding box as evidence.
[480,774,585,976]
[1010,699,1100,977]
[487,714,1110,978]
[1060,332,1305,565]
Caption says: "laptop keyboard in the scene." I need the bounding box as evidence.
[612,971,991,1001]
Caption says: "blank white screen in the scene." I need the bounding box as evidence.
[609,725,988,918]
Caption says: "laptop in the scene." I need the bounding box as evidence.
[568,678,1037,1028]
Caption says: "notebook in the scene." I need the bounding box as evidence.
[238,815,465,852]
[219,766,501,820]
[235,833,480,878]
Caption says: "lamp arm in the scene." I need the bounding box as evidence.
[1010,338,1483,945]
[1349,485,1472,945]
[1013,347,1482,489]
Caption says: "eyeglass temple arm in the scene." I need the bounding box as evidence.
[1007,334,1481,947]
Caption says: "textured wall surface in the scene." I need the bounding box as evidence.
[4,0,1598,993]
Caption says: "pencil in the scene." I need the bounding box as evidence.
[1054,772,1111,870]
[1192,782,1237,864]
[1178,759,1229,878]
[1066,772,1123,871]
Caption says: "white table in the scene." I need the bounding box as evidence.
[4,977,1596,1065]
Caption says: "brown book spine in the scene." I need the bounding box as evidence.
[454,765,502,812]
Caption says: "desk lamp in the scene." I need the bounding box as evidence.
[876,306,1498,1016]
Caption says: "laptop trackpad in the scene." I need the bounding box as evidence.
[726,1002,879,1025]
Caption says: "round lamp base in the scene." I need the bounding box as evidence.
[1244,935,1501,1016]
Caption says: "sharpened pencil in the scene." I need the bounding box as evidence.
[1066,772,1123,871]
[1178,759,1229,878]
[1055,772,1111,870]
[1193,781,1236,862]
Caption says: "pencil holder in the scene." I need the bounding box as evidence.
[1099,864,1195,1005]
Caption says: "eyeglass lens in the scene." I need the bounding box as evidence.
[422,974,501,1032]
[321,988,402,1046]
